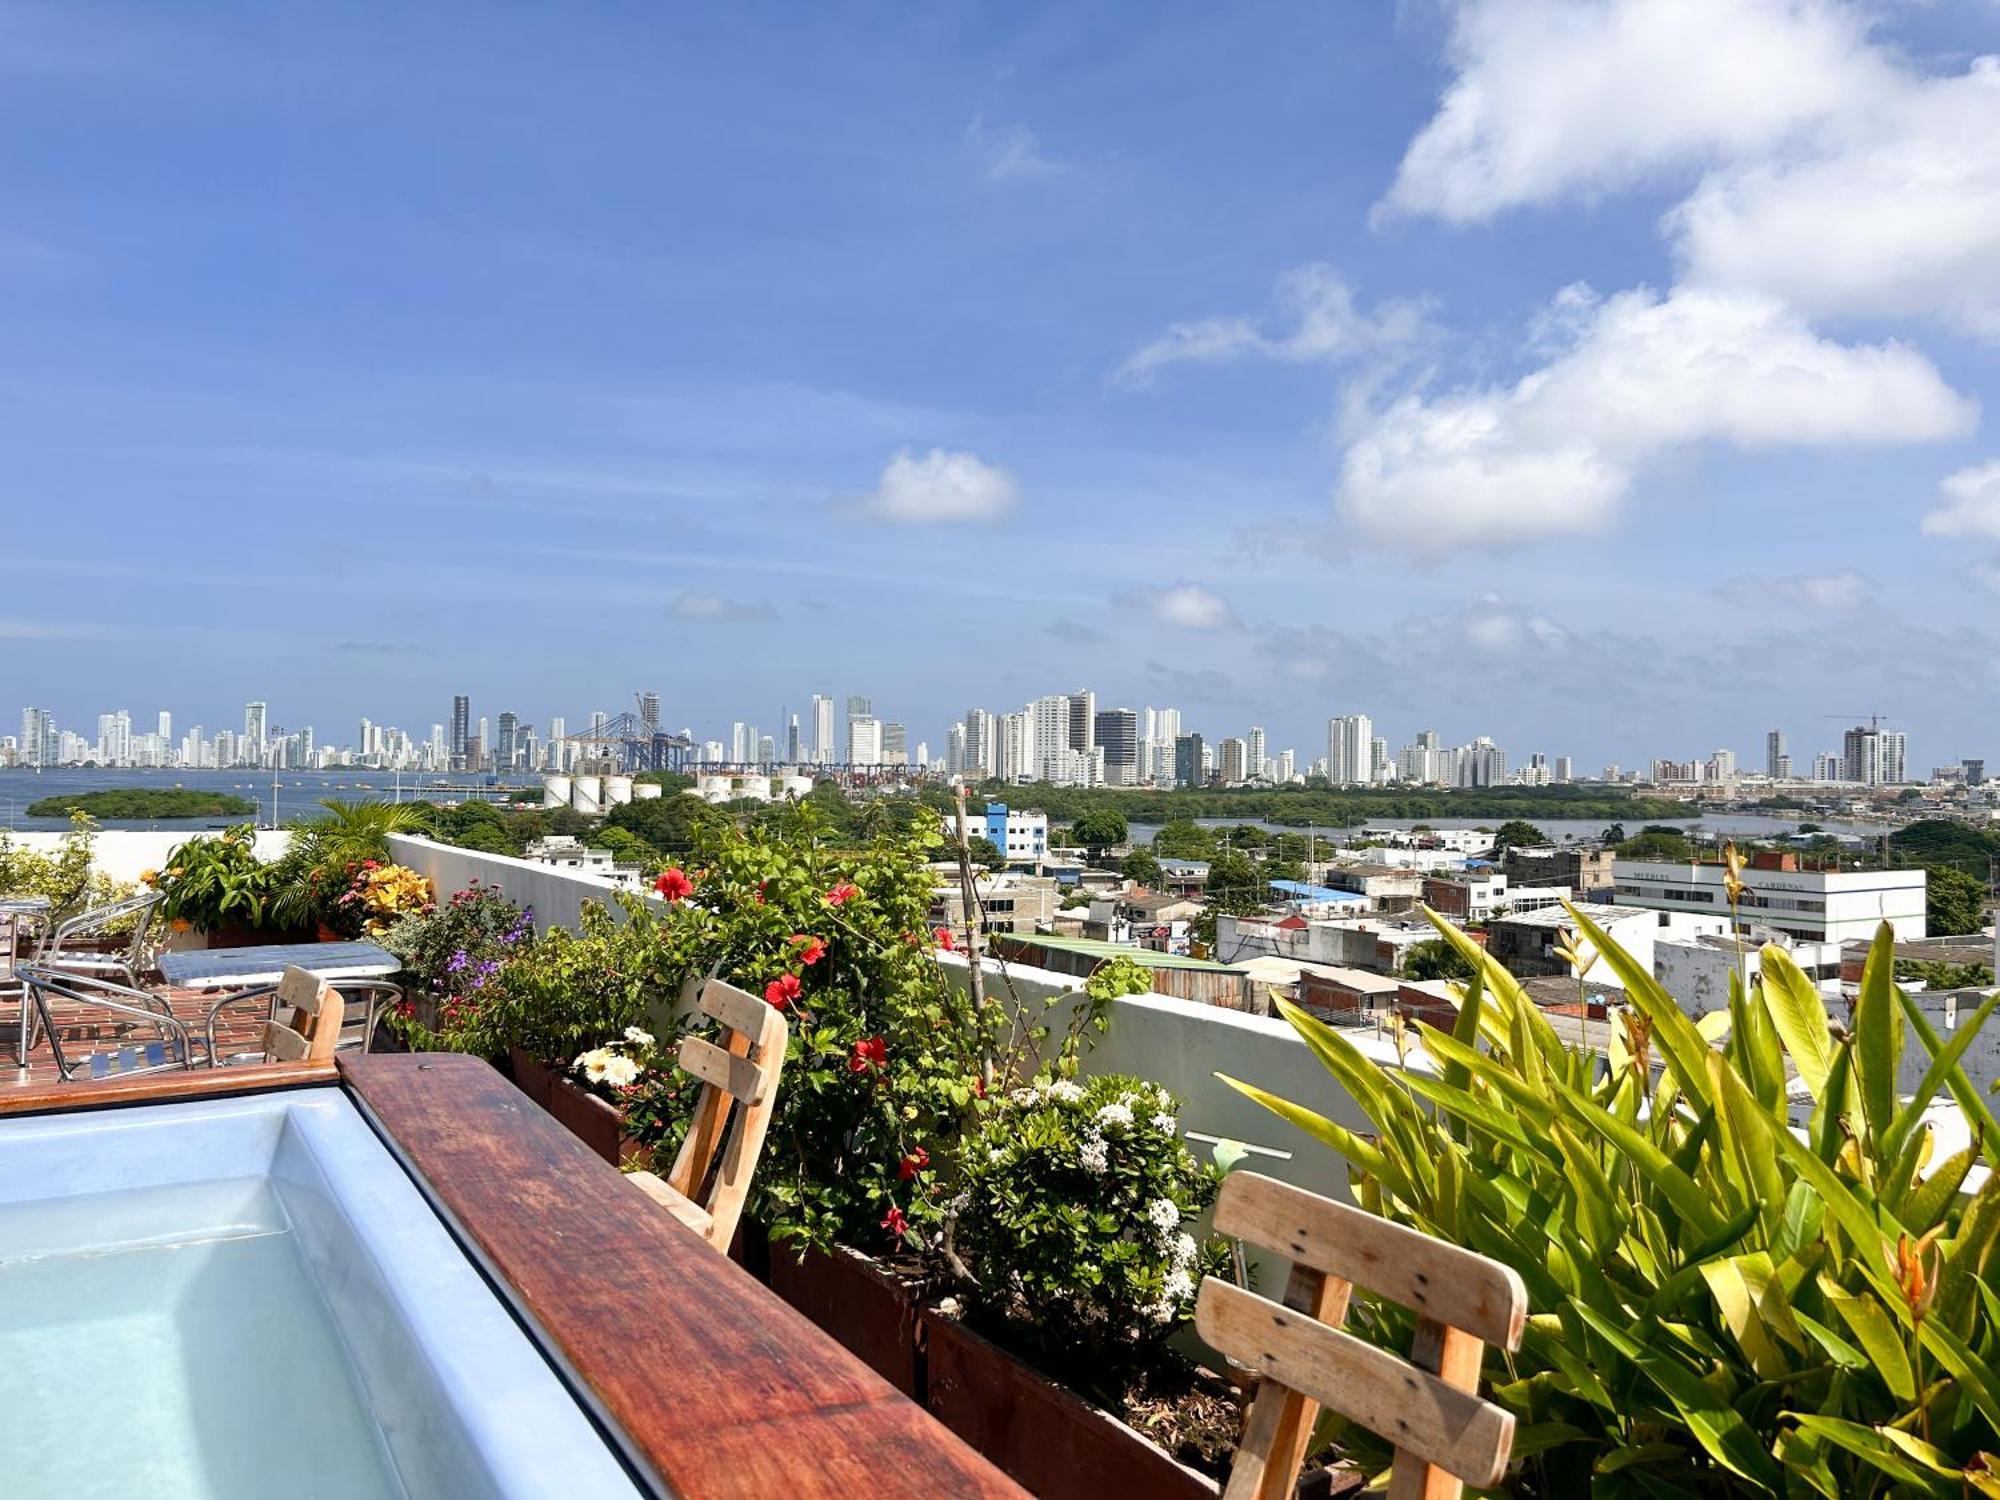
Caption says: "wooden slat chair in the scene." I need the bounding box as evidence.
[1197,1172,1528,1500]
[627,978,787,1252]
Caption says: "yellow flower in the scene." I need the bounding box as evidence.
[1554,927,1599,978]
[1891,1228,1943,1324]
[1721,841,1747,907]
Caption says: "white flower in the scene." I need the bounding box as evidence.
[1163,1269,1196,1304]
[1171,1233,1198,1268]
[1078,1135,1109,1174]
[946,1191,970,1215]
[1009,1087,1040,1108]
[601,1054,640,1088]
[936,1296,962,1318]
[624,1026,655,1048]
[988,1147,1007,1163]
[1048,1080,1084,1104]
[1145,1298,1176,1325]
[577,1047,611,1083]
[1094,1102,1135,1133]
[1145,1198,1181,1234]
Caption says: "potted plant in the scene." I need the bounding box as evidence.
[555,1027,686,1166]
[378,880,532,1052]
[928,1071,1240,1499]
[148,825,289,945]
[266,799,426,937]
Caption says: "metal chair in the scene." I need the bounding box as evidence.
[16,964,195,1082]
[1199,1172,1527,1500]
[14,891,164,1066]
[202,974,400,1066]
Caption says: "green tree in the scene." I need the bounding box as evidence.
[1205,850,1264,914]
[1151,819,1216,859]
[1925,863,1989,936]
[966,835,1007,872]
[1119,848,1163,888]
[1617,826,1693,861]
[1488,819,1548,854]
[1401,937,1476,982]
[1071,809,1129,851]
[1600,822,1626,845]
[607,791,720,855]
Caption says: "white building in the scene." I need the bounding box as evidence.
[1613,857,1928,943]
[1327,714,1373,785]
[810,695,836,762]
[1654,933,1843,1020]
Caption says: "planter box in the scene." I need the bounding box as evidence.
[767,1243,926,1398]
[505,1050,642,1168]
[507,1047,558,1111]
[922,1311,1222,1500]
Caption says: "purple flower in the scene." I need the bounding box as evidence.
[446,950,469,973]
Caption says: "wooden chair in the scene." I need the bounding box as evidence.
[1197,1172,1527,1500]
[628,977,788,1252]
[201,966,347,1066]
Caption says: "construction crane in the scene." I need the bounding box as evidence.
[558,711,694,775]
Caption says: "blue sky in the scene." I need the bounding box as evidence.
[4,1,1999,771]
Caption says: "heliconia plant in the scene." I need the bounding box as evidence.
[1219,902,2000,1497]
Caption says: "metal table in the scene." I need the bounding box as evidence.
[159,942,402,1065]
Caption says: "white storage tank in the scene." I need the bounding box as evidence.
[604,775,633,807]
[738,775,771,802]
[695,774,732,803]
[542,775,572,810]
[572,775,603,816]
[633,782,663,801]
[781,775,814,799]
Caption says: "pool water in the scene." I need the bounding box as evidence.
[0,1178,405,1500]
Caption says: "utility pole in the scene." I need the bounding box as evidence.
[952,784,989,1086]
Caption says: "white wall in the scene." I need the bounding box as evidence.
[4,828,292,884]
[386,834,663,934]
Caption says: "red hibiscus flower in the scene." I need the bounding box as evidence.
[971,1075,986,1100]
[882,1205,909,1239]
[825,882,859,906]
[847,1035,887,1073]
[654,867,694,902]
[933,926,956,951]
[764,972,802,1010]
[790,934,826,966]
[898,1146,929,1181]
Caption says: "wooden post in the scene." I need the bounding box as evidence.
[1385,1318,1487,1500]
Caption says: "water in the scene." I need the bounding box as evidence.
[0,1178,405,1500]
[0,768,539,832]
[1126,812,1896,846]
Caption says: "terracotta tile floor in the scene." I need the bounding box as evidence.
[3,982,283,1084]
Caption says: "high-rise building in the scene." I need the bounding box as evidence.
[1710,747,1737,781]
[810,695,836,762]
[1030,696,1071,780]
[848,715,882,765]
[20,707,54,768]
[730,722,750,763]
[1765,729,1786,779]
[450,696,470,771]
[1094,708,1139,785]
[946,723,968,776]
[882,722,907,764]
[1173,733,1205,788]
[1220,737,1248,784]
[997,711,1030,782]
[639,692,660,731]
[1066,690,1096,754]
[1245,726,1266,779]
[497,712,520,770]
[1326,714,1373,785]
[786,714,802,763]
[963,709,997,779]
[244,701,268,765]
[1841,724,1905,786]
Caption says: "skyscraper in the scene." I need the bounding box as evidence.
[497,711,519,770]
[1246,726,1265,779]
[243,701,268,765]
[786,714,802,762]
[1066,689,1096,754]
[1765,729,1787,779]
[450,696,470,771]
[1094,707,1138,785]
[1220,737,1248,784]
[639,692,660,731]
[963,708,997,779]
[810,695,836,762]
[1326,714,1372,785]
[20,707,53,768]
[882,722,907,764]
[1173,733,1205,788]
[848,715,882,765]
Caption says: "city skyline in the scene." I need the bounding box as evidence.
[5,686,1960,791]
[2,5,1998,768]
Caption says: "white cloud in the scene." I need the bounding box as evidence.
[1971,560,2000,595]
[1922,461,2000,541]
[1710,571,1871,611]
[1385,0,2000,333]
[968,119,1063,182]
[1116,262,1433,386]
[1337,284,1974,554]
[669,589,772,620]
[1147,584,1236,630]
[859,448,1020,524]
[1381,0,1885,223]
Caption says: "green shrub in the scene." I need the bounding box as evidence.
[379,881,533,1044]
[149,825,279,933]
[1223,906,2000,1495]
[949,1071,1229,1375]
[0,813,131,917]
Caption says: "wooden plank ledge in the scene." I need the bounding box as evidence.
[339,1052,1027,1500]
[0,1059,338,1116]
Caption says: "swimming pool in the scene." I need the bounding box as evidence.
[0,1089,642,1499]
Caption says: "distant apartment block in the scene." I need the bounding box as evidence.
[1501,844,1616,893]
[1613,852,1927,943]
